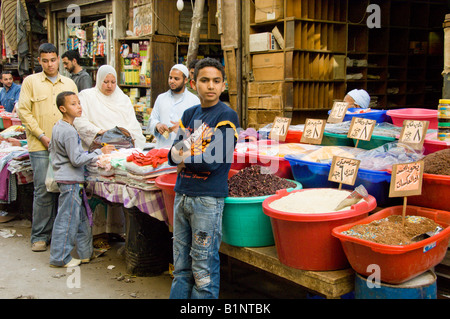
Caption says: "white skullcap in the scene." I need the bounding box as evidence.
[170,64,189,78]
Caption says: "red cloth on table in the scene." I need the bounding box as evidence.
[126,148,169,168]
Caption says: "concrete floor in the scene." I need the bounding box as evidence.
[0,218,308,300]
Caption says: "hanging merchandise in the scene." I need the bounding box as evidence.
[98,25,107,43]
[97,42,105,57]
[79,39,86,57]
[120,44,130,58]
[73,37,79,50]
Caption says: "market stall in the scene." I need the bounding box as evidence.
[155,106,450,298]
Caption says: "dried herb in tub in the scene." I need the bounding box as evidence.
[228,165,296,197]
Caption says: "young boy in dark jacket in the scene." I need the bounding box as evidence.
[168,58,240,299]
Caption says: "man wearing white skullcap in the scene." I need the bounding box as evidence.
[344,89,371,109]
[148,63,200,148]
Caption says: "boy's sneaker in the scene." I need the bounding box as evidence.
[50,258,81,268]
[31,241,47,252]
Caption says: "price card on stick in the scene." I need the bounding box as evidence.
[269,117,291,142]
[389,160,424,226]
[347,117,376,148]
[327,101,349,123]
[300,118,326,145]
[328,156,360,189]
[398,120,429,151]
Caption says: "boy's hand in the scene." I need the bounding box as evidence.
[170,144,190,164]
[100,144,116,154]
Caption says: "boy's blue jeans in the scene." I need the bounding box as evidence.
[29,151,59,245]
[169,193,224,299]
[50,183,93,266]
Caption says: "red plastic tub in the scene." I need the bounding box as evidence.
[423,133,450,155]
[2,116,12,129]
[387,108,438,129]
[247,151,293,179]
[284,130,303,143]
[332,205,450,284]
[408,173,450,211]
[154,173,177,226]
[262,188,377,271]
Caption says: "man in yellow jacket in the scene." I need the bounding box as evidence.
[18,43,78,252]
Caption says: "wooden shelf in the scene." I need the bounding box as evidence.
[246,0,446,127]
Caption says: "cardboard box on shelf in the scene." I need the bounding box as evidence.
[252,52,284,81]
[333,55,346,80]
[248,96,283,110]
[250,32,280,52]
[254,0,284,23]
[248,81,284,96]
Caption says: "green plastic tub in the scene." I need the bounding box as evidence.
[322,132,354,146]
[0,118,4,130]
[222,180,302,247]
[353,135,396,150]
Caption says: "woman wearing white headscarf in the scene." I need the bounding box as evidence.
[74,65,146,247]
[74,64,146,150]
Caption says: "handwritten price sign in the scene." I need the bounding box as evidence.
[269,117,291,142]
[300,118,326,144]
[389,161,424,197]
[347,117,376,141]
[328,156,360,186]
[399,120,429,150]
[327,101,349,123]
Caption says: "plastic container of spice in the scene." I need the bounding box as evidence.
[223,179,302,247]
[262,188,377,270]
[408,173,450,211]
[387,108,439,129]
[332,205,450,284]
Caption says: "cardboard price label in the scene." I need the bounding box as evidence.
[398,120,429,150]
[300,118,326,144]
[389,160,424,197]
[269,117,291,142]
[328,156,360,186]
[327,101,349,123]
[347,117,376,141]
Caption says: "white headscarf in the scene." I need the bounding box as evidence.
[74,65,146,150]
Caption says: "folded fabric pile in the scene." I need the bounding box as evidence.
[85,148,176,191]
[124,148,176,191]
[86,149,135,183]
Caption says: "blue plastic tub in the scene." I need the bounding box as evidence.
[328,108,391,123]
[285,155,401,206]
[353,167,401,207]
[284,155,334,189]
[355,271,437,299]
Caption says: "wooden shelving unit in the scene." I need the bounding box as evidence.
[115,35,177,108]
[246,0,447,127]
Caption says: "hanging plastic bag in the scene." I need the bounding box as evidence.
[45,155,59,193]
